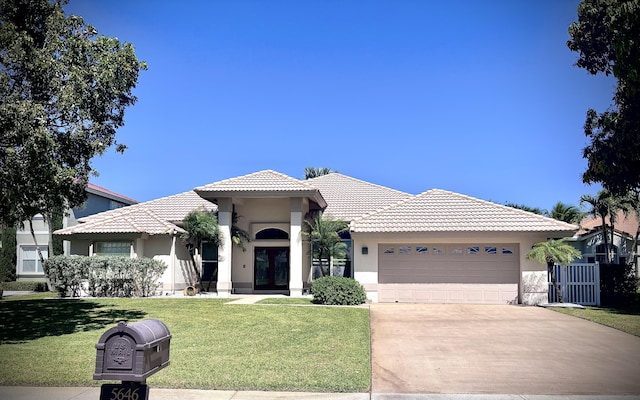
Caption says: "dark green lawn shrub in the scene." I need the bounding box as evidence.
[0,281,49,291]
[44,255,89,297]
[45,256,167,298]
[311,276,367,305]
[600,263,639,306]
[0,226,17,282]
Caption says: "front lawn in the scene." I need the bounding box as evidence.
[257,297,314,305]
[0,297,371,392]
[553,304,640,337]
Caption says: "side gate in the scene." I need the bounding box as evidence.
[548,263,600,306]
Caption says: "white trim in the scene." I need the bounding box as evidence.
[16,231,50,235]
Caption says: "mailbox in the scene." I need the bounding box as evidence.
[94,319,171,383]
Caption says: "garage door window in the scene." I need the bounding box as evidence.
[399,246,411,254]
[485,246,497,254]
[383,247,394,254]
[416,246,428,253]
[502,247,514,254]
[467,246,480,254]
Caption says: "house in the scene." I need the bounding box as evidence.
[571,210,638,270]
[16,183,137,281]
[54,170,578,304]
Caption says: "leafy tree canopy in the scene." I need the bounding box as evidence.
[0,0,146,227]
[567,0,640,195]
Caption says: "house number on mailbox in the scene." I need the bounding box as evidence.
[100,383,148,400]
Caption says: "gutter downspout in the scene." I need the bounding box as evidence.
[170,230,176,294]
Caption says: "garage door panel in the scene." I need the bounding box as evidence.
[378,243,520,304]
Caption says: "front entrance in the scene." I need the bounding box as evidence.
[254,247,289,290]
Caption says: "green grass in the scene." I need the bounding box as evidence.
[257,297,314,305]
[553,304,640,337]
[0,297,370,392]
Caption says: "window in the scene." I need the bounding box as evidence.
[416,246,428,254]
[432,247,444,255]
[485,246,497,254]
[451,247,463,255]
[255,228,288,240]
[383,247,395,254]
[467,246,480,254]
[595,244,617,263]
[21,246,48,273]
[502,247,514,255]
[399,246,411,254]
[95,242,130,256]
[109,200,125,210]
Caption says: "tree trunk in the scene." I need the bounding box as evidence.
[29,220,52,291]
[601,216,611,263]
[548,262,563,303]
[187,248,203,291]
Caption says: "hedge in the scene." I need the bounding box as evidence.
[311,276,367,305]
[44,255,167,298]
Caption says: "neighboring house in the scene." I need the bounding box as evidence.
[571,210,639,269]
[16,183,137,281]
[54,170,578,304]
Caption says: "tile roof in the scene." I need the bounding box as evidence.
[57,191,216,236]
[577,210,639,237]
[351,189,579,233]
[87,183,138,205]
[305,173,412,221]
[195,170,319,193]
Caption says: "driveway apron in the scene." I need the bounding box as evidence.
[370,304,640,395]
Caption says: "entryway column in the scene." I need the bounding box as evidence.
[217,198,233,297]
[289,198,303,296]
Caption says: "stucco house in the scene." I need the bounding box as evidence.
[16,183,137,281]
[54,170,578,304]
[571,210,639,271]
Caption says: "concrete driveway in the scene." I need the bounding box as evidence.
[370,304,640,395]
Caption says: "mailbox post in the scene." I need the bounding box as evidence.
[94,320,171,400]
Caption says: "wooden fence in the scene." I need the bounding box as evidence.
[548,263,600,306]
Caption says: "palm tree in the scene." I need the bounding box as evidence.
[304,167,338,180]
[230,211,251,251]
[505,202,546,215]
[181,209,222,290]
[303,212,348,277]
[549,202,584,224]
[526,238,582,303]
[581,190,617,263]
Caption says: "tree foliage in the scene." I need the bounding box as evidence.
[304,167,338,179]
[505,202,546,215]
[303,212,348,277]
[567,0,640,195]
[0,0,146,228]
[526,238,582,302]
[181,209,221,288]
[0,226,17,281]
[549,202,584,224]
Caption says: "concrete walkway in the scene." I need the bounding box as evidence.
[1,387,638,400]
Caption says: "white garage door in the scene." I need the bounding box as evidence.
[378,243,519,304]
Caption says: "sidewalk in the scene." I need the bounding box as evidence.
[0,387,638,400]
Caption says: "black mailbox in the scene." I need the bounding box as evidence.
[94,319,171,383]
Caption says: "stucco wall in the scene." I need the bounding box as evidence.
[351,231,554,304]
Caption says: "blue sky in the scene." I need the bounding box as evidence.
[65,0,614,211]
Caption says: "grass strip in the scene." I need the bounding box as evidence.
[553,304,640,337]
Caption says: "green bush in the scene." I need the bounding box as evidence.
[0,281,49,291]
[600,263,640,306]
[311,276,367,305]
[45,255,89,297]
[0,226,17,282]
[45,255,167,298]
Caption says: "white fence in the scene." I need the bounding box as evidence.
[548,263,600,306]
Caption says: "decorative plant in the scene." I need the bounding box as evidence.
[526,238,582,302]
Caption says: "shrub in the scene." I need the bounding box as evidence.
[600,263,639,307]
[0,226,17,282]
[0,281,49,291]
[311,276,367,305]
[45,255,167,298]
[44,255,89,297]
